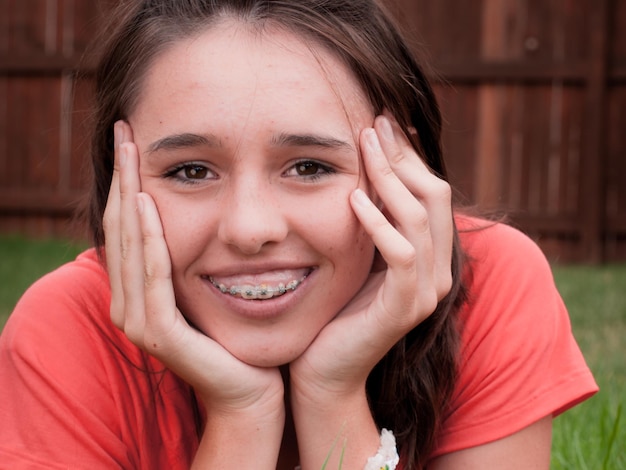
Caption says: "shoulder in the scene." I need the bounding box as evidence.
[8,248,109,310]
[0,248,156,381]
[455,215,559,313]
[456,215,551,276]
[0,249,190,467]
[0,248,129,382]
[2,248,114,347]
[453,216,565,375]
[430,215,598,459]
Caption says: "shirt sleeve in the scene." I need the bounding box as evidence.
[430,220,598,458]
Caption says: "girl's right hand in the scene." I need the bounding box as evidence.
[103,121,284,466]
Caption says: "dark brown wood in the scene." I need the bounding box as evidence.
[578,0,611,263]
[431,60,588,84]
[0,189,83,215]
[611,64,626,82]
[0,54,88,74]
[1,0,625,261]
[606,215,626,233]
[507,213,581,233]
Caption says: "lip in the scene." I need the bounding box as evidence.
[201,267,317,321]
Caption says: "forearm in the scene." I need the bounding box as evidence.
[291,384,380,470]
[191,406,285,469]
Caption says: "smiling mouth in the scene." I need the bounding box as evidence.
[207,273,310,301]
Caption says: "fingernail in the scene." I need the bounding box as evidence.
[352,188,373,208]
[364,128,381,152]
[379,116,394,142]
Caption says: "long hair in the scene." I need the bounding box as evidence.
[86,1,465,467]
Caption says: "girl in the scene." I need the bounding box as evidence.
[0,1,597,468]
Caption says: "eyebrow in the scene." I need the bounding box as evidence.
[146,131,354,154]
[146,133,220,153]
[270,132,354,152]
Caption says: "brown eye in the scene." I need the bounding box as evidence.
[296,161,321,176]
[284,160,335,182]
[184,165,208,179]
[164,163,215,184]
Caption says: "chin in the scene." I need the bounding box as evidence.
[230,343,307,368]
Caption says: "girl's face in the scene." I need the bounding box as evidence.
[129,21,377,367]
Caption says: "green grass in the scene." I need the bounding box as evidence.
[551,265,626,469]
[0,236,624,467]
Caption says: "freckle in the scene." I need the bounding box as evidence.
[152,343,158,348]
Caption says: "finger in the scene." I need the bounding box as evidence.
[136,192,182,349]
[104,121,127,329]
[118,134,147,342]
[349,189,432,335]
[359,128,441,316]
[361,126,430,237]
[374,115,453,299]
[351,188,418,271]
[378,111,432,178]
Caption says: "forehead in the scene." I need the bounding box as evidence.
[131,20,373,132]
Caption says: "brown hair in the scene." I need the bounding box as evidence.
[87,1,465,468]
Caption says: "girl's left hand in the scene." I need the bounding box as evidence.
[289,113,454,400]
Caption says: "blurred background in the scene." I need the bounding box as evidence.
[1,0,625,263]
[0,1,624,468]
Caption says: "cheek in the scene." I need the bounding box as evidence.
[298,192,375,267]
[347,224,377,276]
[148,193,216,266]
[331,195,376,279]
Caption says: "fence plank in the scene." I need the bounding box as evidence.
[579,0,611,262]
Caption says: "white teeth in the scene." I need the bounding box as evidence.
[240,285,257,300]
[208,276,306,300]
[256,285,273,300]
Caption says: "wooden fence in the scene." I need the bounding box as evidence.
[1,0,625,262]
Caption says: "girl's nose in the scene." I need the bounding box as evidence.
[216,179,289,255]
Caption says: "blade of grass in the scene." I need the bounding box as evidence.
[602,404,622,470]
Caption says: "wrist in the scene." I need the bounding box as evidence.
[290,381,371,436]
[192,403,285,469]
[199,384,285,427]
[195,369,286,416]
[289,365,368,409]
[290,383,380,470]
[204,403,285,439]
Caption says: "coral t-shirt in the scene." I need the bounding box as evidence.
[0,217,597,467]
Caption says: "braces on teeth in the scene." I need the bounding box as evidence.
[209,277,305,300]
